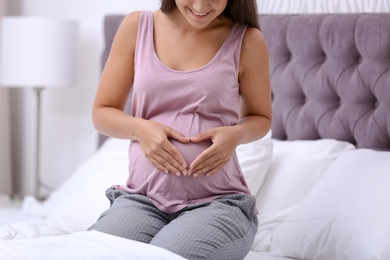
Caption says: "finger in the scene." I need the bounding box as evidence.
[164,129,190,170]
[188,148,216,175]
[166,128,191,143]
[193,160,225,178]
[145,141,186,176]
[150,153,182,177]
[147,156,169,174]
[156,149,186,176]
[189,151,224,176]
[163,145,188,173]
[190,130,213,143]
[148,137,188,174]
[161,138,191,174]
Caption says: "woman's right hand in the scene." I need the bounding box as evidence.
[136,120,190,177]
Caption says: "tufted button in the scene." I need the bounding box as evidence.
[356,55,363,64]
[286,52,292,61]
[321,52,327,63]
[373,100,379,109]
[301,95,306,105]
[336,97,342,106]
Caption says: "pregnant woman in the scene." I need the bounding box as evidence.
[89,0,271,259]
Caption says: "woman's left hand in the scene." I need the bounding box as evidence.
[188,126,241,177]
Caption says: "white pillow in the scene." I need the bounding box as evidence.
[39,138,130,235]
[236,130,273,195]
[41,138,130,213]
[270,149,390,259]
[38,132,272,236]
[252,139,355,252]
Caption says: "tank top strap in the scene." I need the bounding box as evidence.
[218,23,248,74]
[134,10,154,66]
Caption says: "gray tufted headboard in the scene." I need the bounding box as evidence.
[261,14,390,151]
[98,13,390,151]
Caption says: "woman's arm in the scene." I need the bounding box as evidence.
[92,12,189,176]
[92,12,140,140]
[237,26,272,143]
[189,27,272,177]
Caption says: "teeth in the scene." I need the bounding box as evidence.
[191,9,208,16]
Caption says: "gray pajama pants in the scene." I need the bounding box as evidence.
[88,188,258,260]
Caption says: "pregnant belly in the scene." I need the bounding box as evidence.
[169,139,212,167]
[128,138,212,177]
[126,136,249,212]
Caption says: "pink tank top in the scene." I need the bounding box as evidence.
[115,10,251,213]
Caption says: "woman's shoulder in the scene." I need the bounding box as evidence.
[240,26,268,61]
[238,26,269,76]
[120,10,160,38]
[242,26,266,49]
[112,11,143,48]
[121,11,142,32]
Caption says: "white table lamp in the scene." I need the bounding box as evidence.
[0,17,79,199]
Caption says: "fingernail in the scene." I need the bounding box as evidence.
[193,173,199,178]
[176,172,181,177]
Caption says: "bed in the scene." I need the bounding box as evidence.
[1,13,390,260]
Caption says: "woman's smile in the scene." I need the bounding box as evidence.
[188,7,211,17]
[174,0,228,29]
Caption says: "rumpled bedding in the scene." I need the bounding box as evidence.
[0,230,186,260]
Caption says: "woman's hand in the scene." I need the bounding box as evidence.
[137,120,190,176]
[188,126,241,177]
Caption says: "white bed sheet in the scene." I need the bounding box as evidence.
[0,229,292,260]
[245,251,293,260]
[0,230,185,260]
[0,208,26,226]
[0,196,25,226]
[0,207,292,260]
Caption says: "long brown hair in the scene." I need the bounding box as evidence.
[160,0,260,30]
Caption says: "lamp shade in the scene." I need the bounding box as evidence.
[0,17,79,88]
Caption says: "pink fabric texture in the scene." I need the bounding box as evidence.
[115,11,251,213]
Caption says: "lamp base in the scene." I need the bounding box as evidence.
[33,87,44,200]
